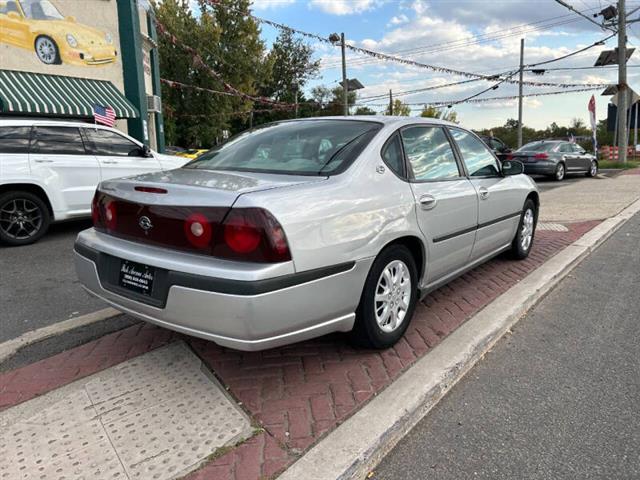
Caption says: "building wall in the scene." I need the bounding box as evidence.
[0,0,163,147]
[0,0,124,89]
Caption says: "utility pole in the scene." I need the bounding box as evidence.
[340,33,348,116]
[517,38,525,148]
[389,89,393,115]
[617,0,628,164]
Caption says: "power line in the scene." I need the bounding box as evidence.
[553,0,617,31]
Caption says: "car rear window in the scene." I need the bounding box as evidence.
[517,141,558,152]
[185,120,381,176]
[0,126,32,154]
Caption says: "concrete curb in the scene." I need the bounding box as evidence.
[279,198,640,480]
[0,308,120,364]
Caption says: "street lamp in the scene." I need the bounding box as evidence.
[330,32,349,115]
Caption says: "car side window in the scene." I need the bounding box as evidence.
[559,143,572,153]
[32,127,86,155]
[381,133,405,178]
[0,127,32,154]
[489,139,500,150]
[400,126,460,181]
[85,129,143,157]
[449,128,501,177]
[571,144,584,153]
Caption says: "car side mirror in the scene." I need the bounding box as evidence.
[66,15,76,22]
[142,144,152,157]
[502,160,524,176]
[7,11,20,20]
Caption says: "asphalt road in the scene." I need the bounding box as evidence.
[373,210,640,479]
[0,218,106,343]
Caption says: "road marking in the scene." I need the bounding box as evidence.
[0,308,120,364]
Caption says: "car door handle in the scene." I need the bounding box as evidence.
[419,194,437,210]
[33,158,53,163]
[101,160,119,164]
[478,187,490,200]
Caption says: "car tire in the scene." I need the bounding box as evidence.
[0,191,51,246]
[553,162,566,181]
[510,199,537,260]
[350,244,418,349]
[586,160,598,177]
[34,36,62,65]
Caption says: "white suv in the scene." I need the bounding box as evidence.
[0,119,188,245]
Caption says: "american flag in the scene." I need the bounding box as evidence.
[93,104,116,127]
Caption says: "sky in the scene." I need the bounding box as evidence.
[220,0,640,130]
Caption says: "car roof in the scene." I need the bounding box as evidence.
[290,115,458,127]
[0,118,107,128]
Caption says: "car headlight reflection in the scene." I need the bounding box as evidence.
[66,34,78,48]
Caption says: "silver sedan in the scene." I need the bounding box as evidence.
[74,117,539,351]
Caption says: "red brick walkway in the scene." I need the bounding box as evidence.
[0,221,599,480]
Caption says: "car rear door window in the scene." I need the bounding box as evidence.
[84,129,143,157]
[0,126,32,154]
[32,127,86,155]
[381,134,405,177]
[449,128,501,177]
[559,143,572,153]
[400,126,460,181]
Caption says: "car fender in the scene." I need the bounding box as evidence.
[0,178,59,218]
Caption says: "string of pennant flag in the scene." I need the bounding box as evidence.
[203,0,611,90]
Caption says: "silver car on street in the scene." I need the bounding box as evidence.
[75,117,539,351]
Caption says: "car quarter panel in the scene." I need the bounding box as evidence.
[232,126,423,276]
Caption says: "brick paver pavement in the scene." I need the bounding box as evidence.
[0,221,599,479]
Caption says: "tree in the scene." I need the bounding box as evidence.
[260,30,319,103]
[420,105,458,123]
[308,85,356,116]
[354,106,377,115]
[385,99,411,116]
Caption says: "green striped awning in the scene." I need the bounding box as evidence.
[0,69,139,119]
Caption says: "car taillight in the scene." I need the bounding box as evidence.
[506,154,514,160]
[534,153,549,160]
[91,191,102,227]
[104,200,117,230]
[215,208,291,263]
[92,191,291,263]
[184,213,213,249]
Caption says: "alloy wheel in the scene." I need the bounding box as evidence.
[590,161,598,176]
[520,208,535,252]
[36,37,57,64]
[374,260,412,333]
[556,163,565,180]
[0,198,43,241]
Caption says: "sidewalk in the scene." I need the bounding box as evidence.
[1,171,639,480]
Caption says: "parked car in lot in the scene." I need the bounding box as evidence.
[0,119,187,245]
[508,140,598,181]
[479,135,512,162]
[176,148,208,160]
[75,117,539,351]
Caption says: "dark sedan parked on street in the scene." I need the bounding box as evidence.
[507,140,598,181]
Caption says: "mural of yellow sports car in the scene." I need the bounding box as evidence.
[0,0,117,66]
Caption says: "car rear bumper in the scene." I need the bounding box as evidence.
[522,162,556,175]
[74,229,372,351]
